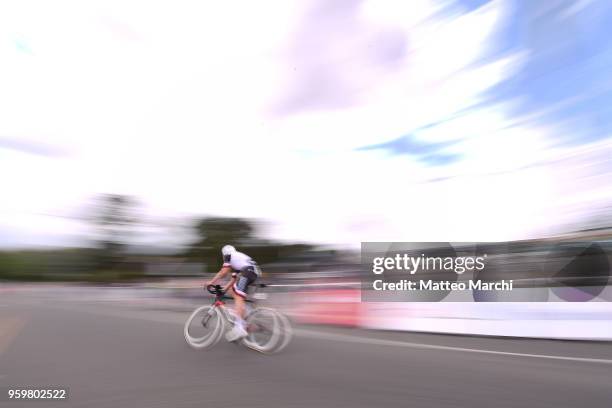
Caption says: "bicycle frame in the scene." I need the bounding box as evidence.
[205,287,253,328]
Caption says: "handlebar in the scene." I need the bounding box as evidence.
[206,284,225,296]
[205,282,267,296]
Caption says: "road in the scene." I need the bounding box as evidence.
[1,291,611,408]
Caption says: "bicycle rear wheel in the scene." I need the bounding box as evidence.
[242,307,291,353]
[273,311,293,353]
[184,305,223,349]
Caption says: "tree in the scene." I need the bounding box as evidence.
[186,217,256,269]
[185,216,316,272]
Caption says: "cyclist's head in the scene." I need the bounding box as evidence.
[221,245,236,256]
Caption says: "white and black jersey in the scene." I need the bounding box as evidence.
[223,250,261,299]
[223,250,261,277]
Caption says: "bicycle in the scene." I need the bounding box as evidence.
[184,284,293,354]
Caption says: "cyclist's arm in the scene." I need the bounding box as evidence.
[222,273,237,293]
[208,266,231,285]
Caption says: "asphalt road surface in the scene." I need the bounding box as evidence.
[1,291,611,408]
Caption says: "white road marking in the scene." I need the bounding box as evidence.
[295,328,612,365]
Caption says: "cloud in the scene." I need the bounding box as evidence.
[273,0,408,115]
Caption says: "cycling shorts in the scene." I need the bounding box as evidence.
[232,266,258,299]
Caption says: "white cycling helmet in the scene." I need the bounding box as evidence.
[221,245,236,256]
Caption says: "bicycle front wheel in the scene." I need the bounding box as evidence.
[184,305,223,349]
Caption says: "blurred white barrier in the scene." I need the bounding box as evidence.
[360,302,612,340]
[290,289,612,340]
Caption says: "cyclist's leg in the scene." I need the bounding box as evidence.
[225,267,257,341]
[231,267,257,326]
[224,286,248,341]
[230,287,246,323]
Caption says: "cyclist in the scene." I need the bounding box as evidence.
[206,245,261,341]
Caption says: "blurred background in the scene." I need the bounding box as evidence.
[1,0,611,282]
[1,1,612,407]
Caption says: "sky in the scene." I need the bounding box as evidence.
[1,0,611,249]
